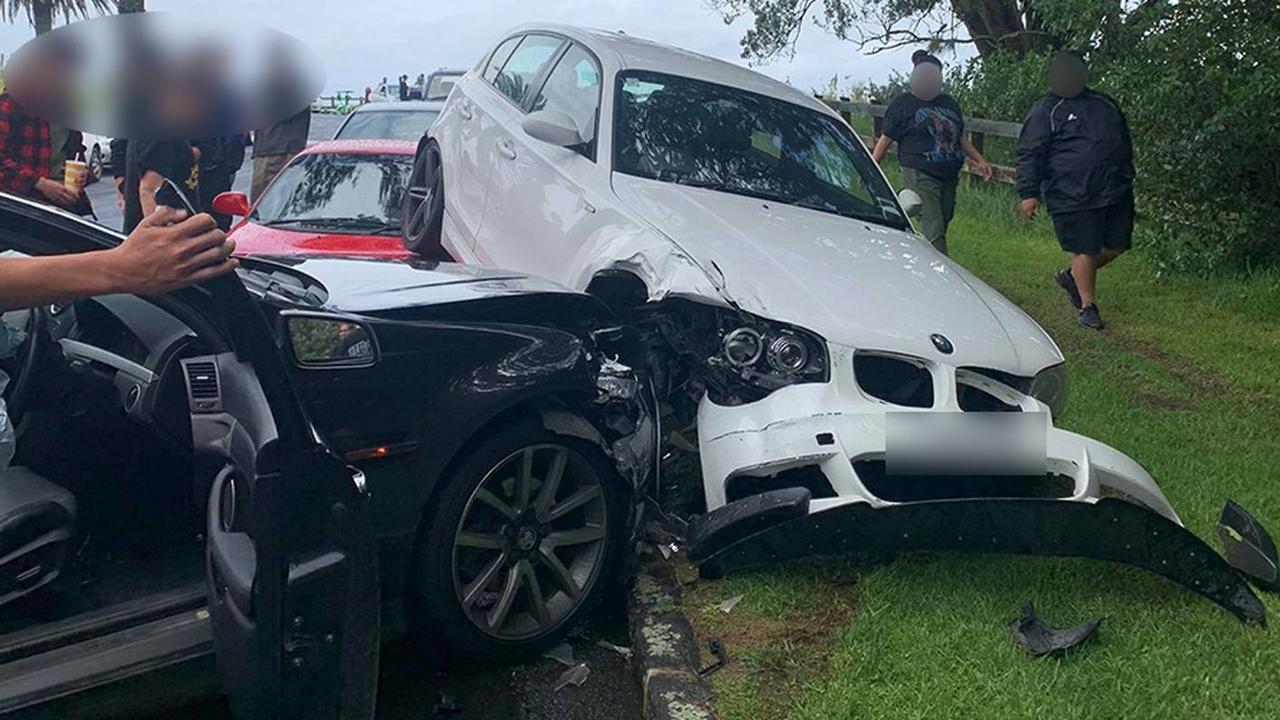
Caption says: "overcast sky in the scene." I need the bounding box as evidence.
[0,0,975,97]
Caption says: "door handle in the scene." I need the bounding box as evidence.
[497,139,517,160]
[458,104,473,120]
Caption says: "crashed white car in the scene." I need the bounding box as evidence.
[402,24,1265,621]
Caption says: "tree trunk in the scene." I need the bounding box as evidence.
[33,0,53,35]
[117,0,146,12]
[952,0,1055,57]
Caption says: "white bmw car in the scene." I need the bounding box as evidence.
[401,24,1264,620]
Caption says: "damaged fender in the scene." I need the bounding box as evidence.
[689,493,1267,625]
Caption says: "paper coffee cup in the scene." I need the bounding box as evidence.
[64,160,88,190]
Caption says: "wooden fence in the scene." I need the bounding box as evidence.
[822,98,1023,185]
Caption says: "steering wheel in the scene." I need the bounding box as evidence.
[3,306,48,428]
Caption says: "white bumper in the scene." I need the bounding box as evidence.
[696,345,1180,525]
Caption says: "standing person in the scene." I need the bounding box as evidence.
[1016,50,1134,331]
[0,91,87,212]
[197,134,247,230]
[412,73,426,100]
[122,138,200,233]
[377,76,388,98]
[250,107,310,201]
[398,75,409,101]
[872,51,992,255]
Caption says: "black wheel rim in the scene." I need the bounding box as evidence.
[451,444,608,641]
[402,150,439,246]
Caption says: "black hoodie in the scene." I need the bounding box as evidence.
[1015,88,1135,215]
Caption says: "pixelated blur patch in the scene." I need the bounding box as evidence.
[3,11,323,140]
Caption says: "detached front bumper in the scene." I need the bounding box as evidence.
[697,376,1179,523]
[691,367,1265,623]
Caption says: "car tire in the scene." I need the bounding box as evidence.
[88,145,103,184]
[401,139,446,258]
[412,419,628,662]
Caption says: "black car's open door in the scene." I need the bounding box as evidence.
[192,274,379,720]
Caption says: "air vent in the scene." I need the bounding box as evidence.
[182,358,222,413]
[854,353,934,408]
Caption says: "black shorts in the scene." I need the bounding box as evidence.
[1051,197,1134,256]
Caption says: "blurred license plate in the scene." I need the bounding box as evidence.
[885,412,1047,476]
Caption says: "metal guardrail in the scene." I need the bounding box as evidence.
[822,98,1023,184]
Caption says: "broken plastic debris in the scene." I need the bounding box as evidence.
[541,642,576,667]
[1217,500,1280,592]
[697,638,728,677]
[595,639,633,659]
[718,594,744,614]
[1008,602,1102,657]
[553,663,590,692]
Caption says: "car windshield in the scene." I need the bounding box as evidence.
[613,70,906,229]
[250,152,413,234]
[335,109,440,141]
[425,74,460,100]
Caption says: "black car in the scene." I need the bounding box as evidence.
[0,194,654,718]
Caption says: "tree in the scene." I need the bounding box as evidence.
[2,0,112,35]
[707,0,1150,61]
[116,0,142,12]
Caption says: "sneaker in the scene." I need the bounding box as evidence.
[1078,303,1106,330]
[1055,269,1082,310]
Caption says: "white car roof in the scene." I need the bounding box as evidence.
[501,23,834,117]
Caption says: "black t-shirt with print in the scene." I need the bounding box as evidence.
[123,140,199,233]
[883,93,966,180]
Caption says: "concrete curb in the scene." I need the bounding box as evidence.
[628,557,718,720]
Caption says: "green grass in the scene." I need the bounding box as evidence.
[682,172,1280,719]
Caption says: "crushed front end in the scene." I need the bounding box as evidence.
[643,302,1264,623]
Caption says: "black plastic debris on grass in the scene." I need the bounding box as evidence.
[697,638,728,677]
[1217,500,1280,592]
[1009,602,1102,658]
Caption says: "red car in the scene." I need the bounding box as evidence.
[214,139,416,259]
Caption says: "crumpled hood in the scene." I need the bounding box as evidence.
[611,174,1062,375]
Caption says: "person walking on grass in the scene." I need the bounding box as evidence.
[872,50,993,256]
[1015,49,1135,331]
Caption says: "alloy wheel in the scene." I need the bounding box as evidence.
[402,151,439,245]
[451,444,609,641]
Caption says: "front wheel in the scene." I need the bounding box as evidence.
[400,139,446,258]
[413,420,628,662]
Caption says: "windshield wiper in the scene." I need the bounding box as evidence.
[260,216,400,234]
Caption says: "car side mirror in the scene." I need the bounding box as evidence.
[897,189,923,218]
[286,315,378,369]
[521,109,585,148]
[212,191,252,218]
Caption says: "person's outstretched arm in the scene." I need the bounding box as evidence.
[0,207,237,312]
[960,135,993,182]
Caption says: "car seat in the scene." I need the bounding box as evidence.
[0,466,76,607]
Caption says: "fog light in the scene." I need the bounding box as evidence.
[768,335,809,373]
[723,327,763,367]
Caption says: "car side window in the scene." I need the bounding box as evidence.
[493,34,563,106]
[483,37,522,84]
[530,45,601,158]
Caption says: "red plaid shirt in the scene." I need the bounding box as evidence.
[0,92,52,199]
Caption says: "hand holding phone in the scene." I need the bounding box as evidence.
[155,177,198,217]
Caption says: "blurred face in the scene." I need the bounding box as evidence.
[1050,60,1088,98]
[910,63,943,102]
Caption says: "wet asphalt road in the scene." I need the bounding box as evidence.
[118,112,644,720]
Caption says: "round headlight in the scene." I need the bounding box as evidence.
[767,334,809,373]
[722,327,764,367]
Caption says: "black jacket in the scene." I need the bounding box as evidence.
[1015,88,1134,215]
